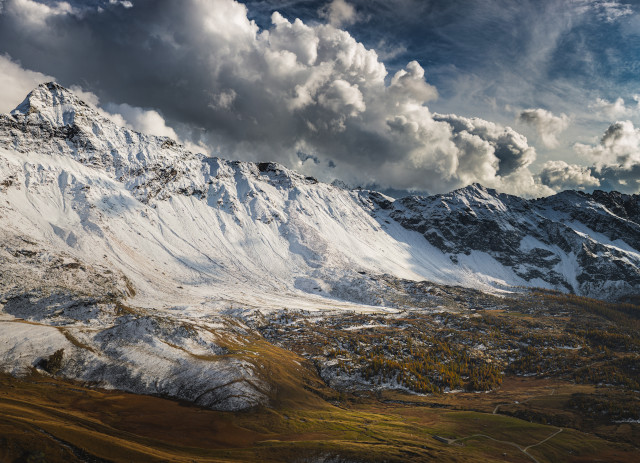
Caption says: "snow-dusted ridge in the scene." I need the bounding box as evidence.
[0,83,638,410]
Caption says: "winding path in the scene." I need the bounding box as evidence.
[437,427,564,463]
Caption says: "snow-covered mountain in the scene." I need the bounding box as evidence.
[0,83,638,409]
[374,185,640,298]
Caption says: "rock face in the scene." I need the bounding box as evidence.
[369,184,640,298]
[0,83,638,409]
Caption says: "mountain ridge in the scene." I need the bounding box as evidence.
[0,83,638,410]
[1,82,639,302]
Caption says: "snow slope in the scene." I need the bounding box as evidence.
[0,83,638,409]
[0,83,530,311]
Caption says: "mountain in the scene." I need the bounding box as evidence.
[373,184,640,298]
[0,83,638,410]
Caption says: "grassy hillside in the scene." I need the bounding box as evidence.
[2,288,640,462]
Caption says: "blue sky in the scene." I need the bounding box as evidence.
[0,0,639,195]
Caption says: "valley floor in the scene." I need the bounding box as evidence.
[2,282,640,462]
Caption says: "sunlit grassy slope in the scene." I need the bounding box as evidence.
[1,372,637,462]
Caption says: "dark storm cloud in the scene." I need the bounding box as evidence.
[433,113,536,177]
[297,151,320,164]
[0,0,555,196]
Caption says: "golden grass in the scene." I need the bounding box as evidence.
[0,372,637,463]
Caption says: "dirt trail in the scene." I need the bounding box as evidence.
[438,426,564,463]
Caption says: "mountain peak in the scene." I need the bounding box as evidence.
[10,82,93,127]
[463,182,488,193]
[1,83,202,198]
[448,182,498,200]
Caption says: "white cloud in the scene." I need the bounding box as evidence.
[0,54,53,113]
[68,85,100,106]
[138,1,556,196]
[104,103,178,140]
[390,61,438,103]
[269,12,320,66]
[518,108,570,148]
[589,96,638,119]
[318,0,359,28]
[573,120,640,193]
[318,79,365,118]
[373,39,407,62]
[430,113,552,196]
[109,0,133,8]
[0,54,187,150]
[5,0,75,27]
[538,160,600,191]
[170,1,552,196]
[575,120,640,168]
[56,84,180,141]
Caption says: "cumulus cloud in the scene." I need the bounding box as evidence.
[576,120,640,168]
[68,85,101,106]
[0,54,53,113]
[434,114,536,175]
[104,103,178,139]
[390,61,438,103]
[318,0,359,28]
[429,113,552,196]
[538,160,600,191]
[573,120,640,193]
[518,108,570,148]
[0,0,555,196]
[589,96,639,119]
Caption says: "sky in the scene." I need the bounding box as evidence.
[0,0,639,197]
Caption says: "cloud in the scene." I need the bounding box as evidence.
[0,0,555,197]
[538,160,600,191]
[576,120,640,168]
[210,90,237,110]
[109,0,133,8]
[4,0,76,27]
[372,39,407,62]
[0,54,54,113]
[68,85,101,106]
[518,108,570,148]
[433,113,536,175]
[297,151,320,165]
[104,103,178,139]
[574,0,633,23]
[42,81,181,141]
[573,120,640,193]
[538,119,640,194]
[318,0,359,28]
[390,60,438,103]
[589,96,639,119]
